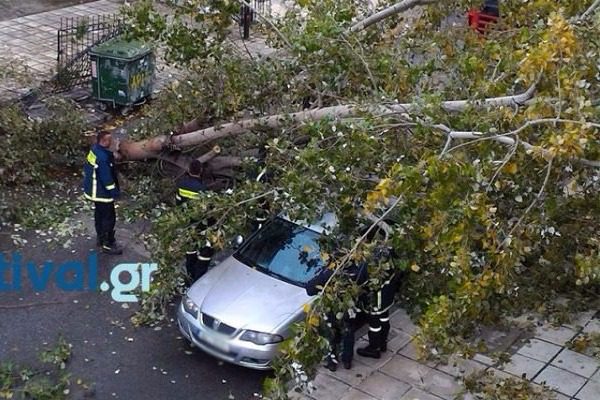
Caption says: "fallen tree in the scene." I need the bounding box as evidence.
[2,1,596,399]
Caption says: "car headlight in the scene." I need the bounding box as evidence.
[183,297,199,319]
[240,330,283,345]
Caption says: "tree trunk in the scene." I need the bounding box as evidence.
[116,85,536,162]
[349,0,438,33]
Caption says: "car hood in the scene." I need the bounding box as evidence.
[187,256,311,334]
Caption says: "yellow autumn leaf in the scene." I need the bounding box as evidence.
[411,264,420,272]
[503,162,518,175]
[302,303,311,313]
[308,313,320,327]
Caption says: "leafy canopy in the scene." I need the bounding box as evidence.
[122,0,600,397]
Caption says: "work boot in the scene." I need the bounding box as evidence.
[325,357,338,372]
[342,360,352,370]
[380,343,387,353]
[356,345,381,359]
[101,244,123,255]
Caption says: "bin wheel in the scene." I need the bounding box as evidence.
[97,102,108,111]
[120,106,132,116]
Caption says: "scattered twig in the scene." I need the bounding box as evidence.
[488,137,519,190]
[502,158,553,248]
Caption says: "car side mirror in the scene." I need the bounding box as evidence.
[233,235,244,248]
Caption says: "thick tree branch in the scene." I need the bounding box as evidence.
[117,85,536,161]
[443,118,600,167]
[349,0,438,33]
[579,0,600,20]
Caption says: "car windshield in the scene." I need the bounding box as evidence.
[234,218,326,287]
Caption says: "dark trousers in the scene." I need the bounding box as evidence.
[367,309,390,350]
[326,314,357,364]
[94,202,116,246]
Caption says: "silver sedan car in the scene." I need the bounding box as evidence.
[177,214,335,370]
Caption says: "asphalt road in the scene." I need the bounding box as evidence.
[0,218,268,400]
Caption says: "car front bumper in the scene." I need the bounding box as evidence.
[177,303,280,370]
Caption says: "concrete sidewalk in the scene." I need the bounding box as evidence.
[290,309,600,400]
[0,0,288,99]
[0,0,122,76]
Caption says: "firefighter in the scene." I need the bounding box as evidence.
[176,160,214,283]
[306,262,367,371]
[356,249,401,359]
[481,0,499,17]
[83,130,122,255]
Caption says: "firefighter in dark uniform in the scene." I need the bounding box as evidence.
[306,262,368,371]
[482,0,499,17]
[357,249,401,359]
[249,200,269,233]
[83,130,122,255]
[176,160,214,283]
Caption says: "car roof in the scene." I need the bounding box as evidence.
[280,212,338,235]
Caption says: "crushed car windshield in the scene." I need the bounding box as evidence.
[234,218,326,287]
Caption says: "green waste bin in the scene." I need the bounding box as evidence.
[90,38,155,115]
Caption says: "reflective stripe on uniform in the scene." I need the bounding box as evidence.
[86,151,97,167]
[86,150,116,200]
[371,304,393,315]
[380,317,390,322]
[369,326,382,332]
[178,188,200,199]
[197,256,211,261]
[84,193,114,203]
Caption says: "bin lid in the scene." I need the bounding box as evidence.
[90,37,152,60]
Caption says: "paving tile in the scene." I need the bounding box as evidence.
[399,388,443,400]
[380,355,432,388]
[583,318,600,335]
[517,338,562,362]
[422,370,462,400]
[398,341,437,367]
[389,309,417,335]
[500,354,545,380]
[575,379,600,400]
[321,359,372,387]
[486,367,518,381]
[534,365,587,397]
[359,371,412,400]
[387,329,412,352]
[472,354,495,366]
[354,346,395,370]
[551,349,600,378]
[564,312,597,331]
[552,391,571,400]
[287,392,315,400]
[340,388,378,400]
[309,373,352,400]
[592,369,600,383]
[535,324,578,346]
[435,356,486,378]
